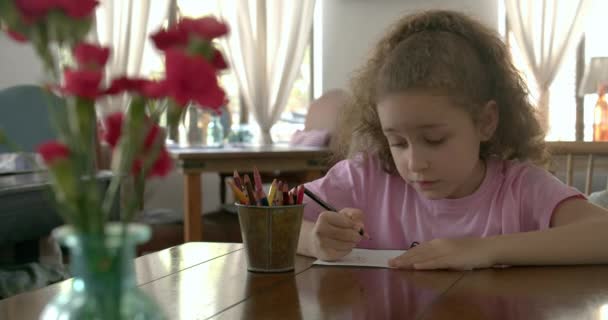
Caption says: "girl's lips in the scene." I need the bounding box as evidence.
[416,180,438,189]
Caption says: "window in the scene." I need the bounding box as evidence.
[500,1,608,141]
[146,1,312,143]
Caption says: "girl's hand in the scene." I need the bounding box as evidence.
[311,208,366,261]
[388,237,496,270]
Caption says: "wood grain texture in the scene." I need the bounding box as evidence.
[421,266,608,320]
[0,242,241,320]
[7,243,608,320]
[210,267,464,320]
[140,250,315,320]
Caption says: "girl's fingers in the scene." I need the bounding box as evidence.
[320,238,357,251]
[412,257,472,271]
[340,208,368,235]
[389,248,441,268]
[342,208,364,224]
[320,211,356,229]
[321,247,353,261]
[317,223,362,243]
[412,257,447,270]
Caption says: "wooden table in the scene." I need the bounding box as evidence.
[169,145,331,242]
[4,242,608,319]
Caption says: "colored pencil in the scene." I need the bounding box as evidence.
[243,175,257,205]
[226,179,248,204]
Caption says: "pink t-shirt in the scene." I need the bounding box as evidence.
[303,155,582,250]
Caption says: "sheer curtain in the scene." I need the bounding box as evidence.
[219,0,316,144]
[94,0,172,116]
[505,0,592,130]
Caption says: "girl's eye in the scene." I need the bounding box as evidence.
[388,139,408,148]
[425,137,445,145]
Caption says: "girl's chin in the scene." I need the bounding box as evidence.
[416,188,447,200]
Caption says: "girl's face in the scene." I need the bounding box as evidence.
[377,91,496,199]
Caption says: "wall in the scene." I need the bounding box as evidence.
[0,33,43,88]
[318,0,499,93]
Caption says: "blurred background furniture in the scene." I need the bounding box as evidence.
[546,141,608,209]
[0,85,68,245]
[0,85,66,154]
[546,141,608,195]
[170,144,331,242]
[219,89,350,204]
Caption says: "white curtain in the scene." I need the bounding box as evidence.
[219,0,316,144]
[505,0,592,130]
[94,0,172,116]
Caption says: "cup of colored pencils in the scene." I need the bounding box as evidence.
[227,167,305,272]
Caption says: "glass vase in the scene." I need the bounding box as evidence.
[179,104,224,148]
[40,223,166,320]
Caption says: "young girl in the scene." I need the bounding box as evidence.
[297,10,608,270]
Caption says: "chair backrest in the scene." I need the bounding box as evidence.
[546,142,608,195]
[0,85,66,153]
[304,89,351,135]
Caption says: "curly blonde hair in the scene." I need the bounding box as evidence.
[332,10,547,174]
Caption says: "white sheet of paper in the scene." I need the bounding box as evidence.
[313,249,406,268]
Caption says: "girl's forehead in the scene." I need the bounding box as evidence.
[377,92,461,115]
[377,92,473,130]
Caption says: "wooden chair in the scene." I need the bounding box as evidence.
[546,141,608,195]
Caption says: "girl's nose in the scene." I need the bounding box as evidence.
[407,147,429,172]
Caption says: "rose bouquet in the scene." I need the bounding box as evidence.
[0,0,229,318]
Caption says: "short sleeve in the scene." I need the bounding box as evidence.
[302,158,367,222]
[517,164,583,231]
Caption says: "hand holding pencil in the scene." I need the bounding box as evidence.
[310,207,368,261]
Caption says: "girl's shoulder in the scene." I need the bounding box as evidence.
[491,158,567,190]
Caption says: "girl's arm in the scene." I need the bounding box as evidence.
[389,198,608,270]
[491,198,608,266]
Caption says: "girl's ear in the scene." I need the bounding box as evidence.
[478,100,498,141]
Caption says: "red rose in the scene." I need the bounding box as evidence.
[104,77,148,95]
[164,50,226,109]
[148,148,172,177]
[57,0,99,19]
[104,77,168,99]
[211,50,228,70]
[5,29,28,42]
[37,141,70,166]
[133,148,172,178]
[102,112,124,148]
[15,0,56,22]
[150,28,188,51]
[179,17,229,40]
[102,113,172,177]
[15,0,98,22]
[74,43,110,69]
[62,68,102,99]
[131,125,172,178]
[141,80,168,99]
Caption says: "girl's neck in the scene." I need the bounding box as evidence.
[447,159,487,199]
